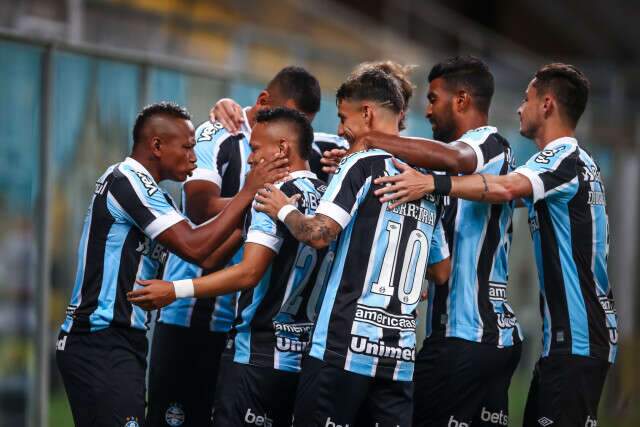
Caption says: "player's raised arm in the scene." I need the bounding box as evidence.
[360,131,478,174]
[209,97,245,134]
[156,154,288,265]
[254,183,341,250]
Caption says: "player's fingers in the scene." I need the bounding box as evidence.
[208,107,217,123]
[373,183,400,196]
[374,175,402,185]
[388,197,409,210]
[288,194,301,204]
[321,165,338,174]
[392,158,409,171]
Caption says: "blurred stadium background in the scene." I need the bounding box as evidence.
[0,0,638,425]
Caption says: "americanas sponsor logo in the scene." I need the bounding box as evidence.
[354,305,416,332]
[165,403,185,426]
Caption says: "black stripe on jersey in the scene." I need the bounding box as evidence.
[311,140,345,182]
[109,168,156,231]
[324,157,386,366]
[112,228,145,328]
[538,149,579,194]
[536,200,572,354]
[568,162,609,359]
[477,154,511,344]
[218,135,244,197]
[427,196,457,338]
[476,203,504,344]
[71,175,116,333]
[479,134,511,165]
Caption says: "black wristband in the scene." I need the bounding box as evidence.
[432,174,452,196]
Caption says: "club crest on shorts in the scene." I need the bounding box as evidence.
[165,403,186,426]
[124,416,140,427]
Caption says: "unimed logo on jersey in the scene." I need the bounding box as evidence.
[350,336,415,362]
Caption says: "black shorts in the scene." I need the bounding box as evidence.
[294,355,413,427]
[213,358,299,427]
[523,354,610,427]
[56,328,148,427]
[146,322,228,427]
[413,337,521,427]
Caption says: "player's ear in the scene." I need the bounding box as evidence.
[150,137,162,157]
[542,95,553,118]
[362,104,373,127]
[455,90,469,112]
[256,90,270,107]
[279,138,290,156]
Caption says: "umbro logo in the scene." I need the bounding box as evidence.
[538,417,554,426]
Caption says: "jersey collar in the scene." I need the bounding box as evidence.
[287,170,318,180]
[123,157,158,183]
[545,136,578,149]
[241,106,253,136]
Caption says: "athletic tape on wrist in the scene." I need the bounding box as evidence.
[173,279,195,299]
[277,204,297,223]
[433,174,452,196]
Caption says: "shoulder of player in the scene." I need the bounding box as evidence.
[456,125,499,145]
[112,162,160,197]
[530,142,580,167]
[313,132,349,149]
[195,120,245,146]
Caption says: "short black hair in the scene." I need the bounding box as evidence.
[256,107,314,160]
[266,66,321,116]
[532,63,590,127]
[428,55,494,114]
[336,69,404,113]
[132,102,191,146]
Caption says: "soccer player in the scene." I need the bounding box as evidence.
[55,102,288,427]
[375,63,617,427]
[345,56,523,427]
[147,67,322,427]
[128,107,332,426]
[209,60,417,182]
[254,69,451,427]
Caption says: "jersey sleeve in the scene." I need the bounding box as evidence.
[428,218,450,266]
[513,144,578,203]
[109,168,184,239]
[457,132,506,174]
[315,155,371,229]
[186,121,227,187]
[245,183,296,253]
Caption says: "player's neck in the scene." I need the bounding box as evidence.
[452,112,488,141]
[535,123,576,150]
[350,124,399,153]
[288,159,310,174]
[129,151,162,182]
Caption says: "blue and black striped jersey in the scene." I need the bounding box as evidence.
[514,137,617,363]
[426,126,523,347]
[309,149,449,381]
[158,111,252,332]
[232,171,334,372]
[61,157,183,333]
[310,132,349,182]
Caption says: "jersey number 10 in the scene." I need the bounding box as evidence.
[371,221,429,306]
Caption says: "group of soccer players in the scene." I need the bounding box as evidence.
[56,56,617,427]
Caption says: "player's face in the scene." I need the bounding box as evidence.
[337,99,368,144]
[159,118,197,182]
[248,122,283,167]
[518,80,542,139]
[426,78,457,142]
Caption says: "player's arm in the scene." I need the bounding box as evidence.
[254,184,341,250]
[426,258,450,285]
[128,242,275,310]
[373,159,532,208]
[198,228,243,270]
[183,180,230,223]
[359,131,477,174]
[155,156,288,264]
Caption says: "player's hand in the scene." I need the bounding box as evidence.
[209,98,244,135]
[255,184,301,220]
[244,154,290,194]
[373,158,434,210]
[320,148,347,174]
[127,279,176,311]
